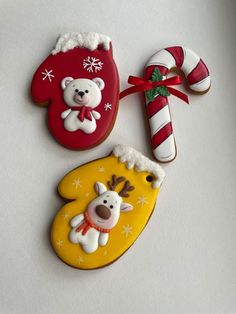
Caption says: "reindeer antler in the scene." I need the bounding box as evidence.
[107,175,135,197]
[107,175,125,191]
[119,180,135,198]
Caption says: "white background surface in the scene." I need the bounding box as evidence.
[0,0,236,313]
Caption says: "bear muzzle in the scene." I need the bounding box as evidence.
[73,93,89,104]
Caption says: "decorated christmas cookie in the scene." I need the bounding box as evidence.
[31,32,119,149]
[120,46,211,163]
[51,145,165,269]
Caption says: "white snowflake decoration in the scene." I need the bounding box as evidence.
[41,69,54,82]
[98,166,105,172]
[83,56,103,73]
[136,195,149,207]
[62,212,70,220]
[56,239,63,248]
[122,224,133,238]
[77,256,84,265]
[104,103,112,111]
[72,177,82,189]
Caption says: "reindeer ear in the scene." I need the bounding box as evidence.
[95,182,107,195]
[120,202,133,212]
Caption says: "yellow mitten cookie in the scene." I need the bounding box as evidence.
[51,145,165,269]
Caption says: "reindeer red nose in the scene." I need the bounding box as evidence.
[95,205,111,220]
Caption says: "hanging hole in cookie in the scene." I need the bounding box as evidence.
[146,175,153,182]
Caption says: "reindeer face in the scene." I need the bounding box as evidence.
[87,190,123,229]
[87,181,133,229]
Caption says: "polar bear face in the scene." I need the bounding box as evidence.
[61,77,105,108]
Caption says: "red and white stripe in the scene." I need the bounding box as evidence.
[145,46,211,162]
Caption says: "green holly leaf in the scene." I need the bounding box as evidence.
[146,88,155,103]
[151,68,163,82]
[145,68,169,103]
[156,86,170,97]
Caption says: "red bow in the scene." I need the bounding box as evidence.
[119,75,189,104]
[72,106,93,122]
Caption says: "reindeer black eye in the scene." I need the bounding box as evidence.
[85,90,89,93]
[103,200,107,204]
[75,89,79,92]
[110,205,113,209]
[146,175,153,182]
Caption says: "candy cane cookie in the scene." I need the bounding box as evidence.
[144,46,211,162]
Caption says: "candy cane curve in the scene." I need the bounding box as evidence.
[145,46,211,163]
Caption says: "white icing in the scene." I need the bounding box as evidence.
[52,32,111,54]
[149,105,171,135]
[95,182,107,195]
[98,232,109,246]
[120,202,133,212]
[62,110,98,133]
[148,104,175,161]
[69,181,133,254]
[153,135,176,162]
[70,213,84,227]
[83,56,103,73]
[61,108,71,119]
[69,218,101,254]
[61,77,104,133]
[181,47,200,75]
[145,46,211,163]
[146,47,210,92]
[147,49,176,69]
[62,77,103,107]
[41,69,55,82]
[112,145,165,188]
[92,77,105,91]
[61,77,73,90]
[91,110,101,120]
[104,103,112,111]
[189,76,211,92]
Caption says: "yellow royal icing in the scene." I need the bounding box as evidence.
[51,154,161,269]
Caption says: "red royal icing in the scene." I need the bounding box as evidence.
[31,44,119,150]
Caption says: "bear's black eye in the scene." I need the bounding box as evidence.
[75,89,79,93]
[103,200,107,204]
[110,205,113,209]
[85,90,89,93]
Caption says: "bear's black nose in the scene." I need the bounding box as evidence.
[78,91,85,97]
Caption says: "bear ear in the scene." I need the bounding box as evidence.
[92,77,105,91]
[61,77,74,90]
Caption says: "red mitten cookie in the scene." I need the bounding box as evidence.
[31,32,119,150]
